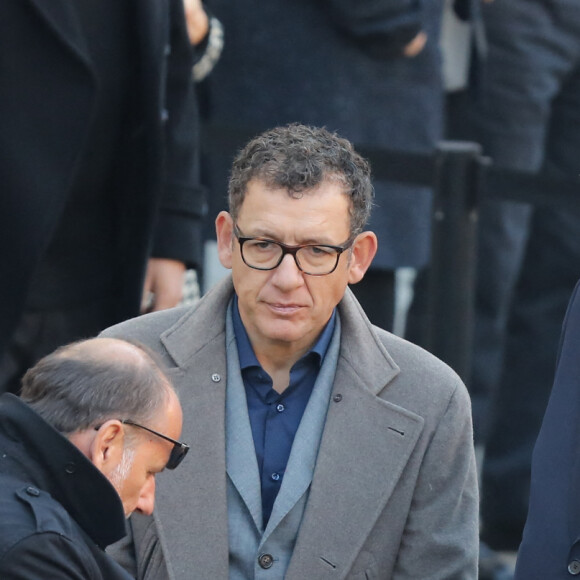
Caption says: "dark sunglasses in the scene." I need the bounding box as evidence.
[95,419,190,470]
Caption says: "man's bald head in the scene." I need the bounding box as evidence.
[21,337,174,435]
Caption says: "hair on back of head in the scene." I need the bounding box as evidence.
[20,338,173,435]
[228,123,374,236]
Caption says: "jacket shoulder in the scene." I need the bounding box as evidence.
[379,328,462,380]
[101,306,191,343]
[0,479,88,562]
[373,326,470,415]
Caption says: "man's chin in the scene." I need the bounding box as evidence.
[262,324,311,345]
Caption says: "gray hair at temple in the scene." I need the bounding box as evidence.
[228,124,374,236]
[20,337,174,436]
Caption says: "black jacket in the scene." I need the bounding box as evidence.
[0,394,132,579]
[515,280,580,579]
[0,0,206,356]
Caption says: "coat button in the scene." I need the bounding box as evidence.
[258,553,274,569]
[65,462,76,474]
[25,486,40,497]
[211,373,221,383]
[568,560,580,575]
[333,394,343,403]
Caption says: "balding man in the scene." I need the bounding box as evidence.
[0,337,188,579]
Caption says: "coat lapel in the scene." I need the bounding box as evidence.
[26,0,91,65]
[152,281,234,579]
[286,290,425,580]
[225,325,263,532]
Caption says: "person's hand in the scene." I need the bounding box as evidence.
[403,31,427,57]
[183,0,210,46]
[141,258,186,313]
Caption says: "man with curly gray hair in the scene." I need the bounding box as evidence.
[104,124,478,580]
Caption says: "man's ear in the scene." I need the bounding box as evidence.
[89,420,126,477]
[347,231,378,285]
[215,211,234,269]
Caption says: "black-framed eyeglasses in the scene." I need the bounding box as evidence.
[234,224,354,276]
[94,420,189,470]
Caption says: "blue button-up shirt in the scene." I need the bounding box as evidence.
[232,296,336,528]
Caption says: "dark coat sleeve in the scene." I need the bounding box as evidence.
[515,280,580,579]
[0,533,99,580]
[322,0,425,58]
[0,483,134,580]
[151,0,207,269]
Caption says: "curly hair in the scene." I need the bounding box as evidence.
[228,124,374,236]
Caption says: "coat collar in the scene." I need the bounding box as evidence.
[160,275,399,388]
[0,394,127,549]
[160,276,233,368]
[26,0,91,66]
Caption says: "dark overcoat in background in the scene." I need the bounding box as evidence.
[515,279,580,579]
[201,0,444,270]
[0,0,206,356]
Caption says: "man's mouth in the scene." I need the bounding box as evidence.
[266,302,303,315]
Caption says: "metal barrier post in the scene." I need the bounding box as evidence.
[422,141,487,383]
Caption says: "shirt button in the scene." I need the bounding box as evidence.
[569,560,580,575]
[276,403,285,413]
[271,472,280,481]
[258,553,274,569]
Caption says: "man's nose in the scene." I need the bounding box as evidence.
[271,253,304,287]
[135,476,156,516]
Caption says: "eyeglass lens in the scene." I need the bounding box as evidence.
[241,239,341,275]
[122,419,189,470]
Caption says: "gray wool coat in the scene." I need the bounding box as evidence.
[103,277,478,580]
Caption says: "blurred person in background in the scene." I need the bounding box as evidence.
[445,0,580,558]
[514,280,580,579]
[0,0,208,395]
